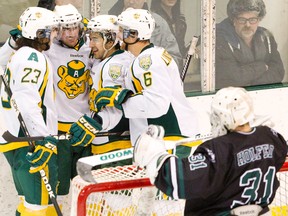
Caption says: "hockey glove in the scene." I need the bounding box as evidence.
[26,136,58,174]
[94,86,133,111]
[134,125,175,184]
[69,114,102,147]
[8,28,22,49]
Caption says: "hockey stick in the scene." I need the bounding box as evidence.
[0,68,63,216]
[77,133,212,182]
[2,130,130,143]
[181,36,199,82]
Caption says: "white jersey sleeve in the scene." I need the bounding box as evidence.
[3,47,57,137]
[0,38,15,69]
[122,46,199,142]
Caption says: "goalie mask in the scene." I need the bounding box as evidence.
[19,7,58,40]
[210,87,255,137]
[117,8,155,41]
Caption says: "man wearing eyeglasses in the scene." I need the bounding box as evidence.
[215,0,285,89]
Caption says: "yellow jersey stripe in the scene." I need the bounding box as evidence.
[0,142,29,152]
[91,140,132,154]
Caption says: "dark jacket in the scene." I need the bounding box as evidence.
[216,18,285,89]
[151,7,187,58]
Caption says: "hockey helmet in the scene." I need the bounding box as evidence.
[19,7,58,40]
[88,15,118,33]
[54,4,82,28]
[117,8,155,40]
[210,87,254,137]
[88,15,119,42]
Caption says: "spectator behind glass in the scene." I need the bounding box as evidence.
[108,0,183,70]
[150,0,187,58]
[215,0,285,89]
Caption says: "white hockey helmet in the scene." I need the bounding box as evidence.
[210,87,255,137]
[54,4,82,28]
[88,15,118,33]
[117,8,155,40]
[19,7,58,40]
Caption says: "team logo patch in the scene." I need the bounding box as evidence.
[139,54,152,70]
[108,64,122,81]
[133,13,140,20]
[57,60,90,99]
[35,12,42,18]
[109,17,117,24]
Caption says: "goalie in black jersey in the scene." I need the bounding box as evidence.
[134,86,288,216]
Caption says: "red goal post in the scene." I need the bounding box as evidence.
[71,161,288,216]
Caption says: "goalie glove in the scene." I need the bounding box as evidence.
[94,86,133,111]
[133,125,176,184]
[146,124,165,139]
[26,136,58,174]
[69,114,102,147]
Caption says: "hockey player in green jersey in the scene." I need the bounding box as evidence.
[134,87,288,216]
[0,7,60,216]
[69,8,200,158]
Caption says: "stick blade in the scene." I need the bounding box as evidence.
[76,160,96,183]
[2,130,18,142]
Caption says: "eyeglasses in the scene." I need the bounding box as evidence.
[236,17,259,25]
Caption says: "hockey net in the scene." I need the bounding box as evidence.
[71,161,288,216]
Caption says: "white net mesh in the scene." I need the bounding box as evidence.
[269,170,288,215]
[71,163,288,216]
[71,165,185,216]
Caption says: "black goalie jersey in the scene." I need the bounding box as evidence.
[154,126,287,216]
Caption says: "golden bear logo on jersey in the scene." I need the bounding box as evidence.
[139,54,152,70]
[57,60,90,99]
[108,64,122,81]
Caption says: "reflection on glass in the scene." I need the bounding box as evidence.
[100,0,201,93]
[215,0,285,89]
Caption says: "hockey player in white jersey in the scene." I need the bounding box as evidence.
[44,3,95,205]
[69,9,199,158]
[0,7,60,215]
[76,15,134,164]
